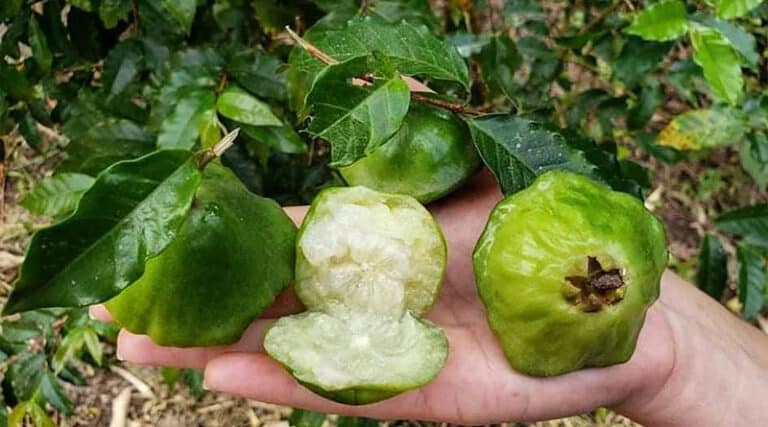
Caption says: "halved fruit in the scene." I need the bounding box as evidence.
[295,186,446,317]
[264,311,448,405]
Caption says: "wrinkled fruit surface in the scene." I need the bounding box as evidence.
[473,171,668,377]
[264,186,448,405]
[338,104,479,204]
[106,163,296,347]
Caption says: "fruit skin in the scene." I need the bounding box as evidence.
[338,104,480,204]
[472,171,668,377]
[105,163,296,347]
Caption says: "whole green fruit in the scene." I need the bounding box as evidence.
[473,171,668,377]
[338,104,479,203]
[265,186,448,405]
[106,163,296,347]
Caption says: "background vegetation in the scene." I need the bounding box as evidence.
[1,0,766,425]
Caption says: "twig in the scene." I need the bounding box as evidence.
[579,1,623,35]
[197,128,240,168]
[110,365,156,399]
[109,387,132,427]
[411,94,483,116]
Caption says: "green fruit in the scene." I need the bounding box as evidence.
[338,105,480,203]
[472,171,668,377]
[106,163,296,347]
[265,186,448,404]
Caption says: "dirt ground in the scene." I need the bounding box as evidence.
[1,131,764,426]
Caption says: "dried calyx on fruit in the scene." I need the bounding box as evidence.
[264,186,448,405]
[473,171,668,377]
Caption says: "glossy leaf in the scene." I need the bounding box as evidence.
[478,35,522,99]
[336,416,379,427]
[241,125,307,154]
[741,133,768,189]
[158,90,216,150]
[306,56,410,166]
[27,402,56,427]
[628,82,663,130]
[612,37,672,86]
[228,50,287,102]
[0,62,33,101]
[102,40,144,101]
[216,85,282,127]
[696,234,728,300]
[2,150,202,314]
[100,0,132,28]
[60,119,156,175]
[717,204,768,250]
[7,353,45,401]
[467,114,597,195]
[737,244,767,320]
[717,0,765,19]
[690,26,744,106]
[657,107,746,150]
[161,0,198,33]
[7,402,28,427]
[40,372,73,415]
[693,16,759,69]
[289,18,468,112]
[20,173,95,217]
[625,0,689,42]
[29,16,52,73]
[197,108,221,150]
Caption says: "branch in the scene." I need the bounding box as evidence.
[197,128,240,169]
[579,1,623,35]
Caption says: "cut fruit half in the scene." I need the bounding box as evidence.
[264,311,448,405]
[296,186,446,317]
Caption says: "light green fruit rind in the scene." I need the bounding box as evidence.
[338,105,480,204]
[295,186,447,318]
[264,311,448,405]
[106,163,296,347]
[472,171,668,377]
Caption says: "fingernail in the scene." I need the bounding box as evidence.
[88,308,96,320]
[116,349,125,361]
[202,380,210,391]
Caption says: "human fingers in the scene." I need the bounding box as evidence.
[116,318,276,369]
[89,305,113,322]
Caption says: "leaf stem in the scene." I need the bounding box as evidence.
[197,128,240,169]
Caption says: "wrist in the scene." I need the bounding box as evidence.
[613,271,768,426]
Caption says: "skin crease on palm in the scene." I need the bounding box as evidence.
[90,170,768,426]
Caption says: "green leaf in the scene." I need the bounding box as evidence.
[628,82,663,130]
[741,133,768,189]
[228,50,286,102]
[717,0,765,19]
[696,234,728,300]
[53,328,85,373]
[692,16,759,69]
[60,119,155,175]
[612,37,672,86]
[336,417,379,427]
[28,17,52,74]
[717,204,768,250]
[69,0,94,11]
[2,150,202,314]
[216,85,282,127]
[737,244,767,320]
[657,107,746,150]
[27,402,55,427]
[7,402,28,427]
[16,111,42,150]
[0,62,33,101]
[7,354,45,401]
[289,409,327,427]
[182,369,205,398]
[82,327,103,366]
[158,90,217,150]
[0,0,21,20]
[690,26,744,106]
[160,367,181,388]
[478,35,522,99]
[160,0,198,33]
[20,173,95,217]
[102,40,144,101]
[306,56,410,167]
[40,372,73,415]
[625,0,689,41]
[99,0,132,28]
[197,108,221,150]
[241,125,307,154]
[467,114,598,195]
[289,18,468,112]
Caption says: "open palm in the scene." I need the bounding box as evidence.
[97,170,677,424]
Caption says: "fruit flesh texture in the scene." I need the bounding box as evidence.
[265,186,448,405]
[264,311,448,405]
[295,186,446,317]
[106,163,296,347]
[473,171,668,377]
[338,104,480,204]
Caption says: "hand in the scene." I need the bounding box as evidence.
[91,170,768,425]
